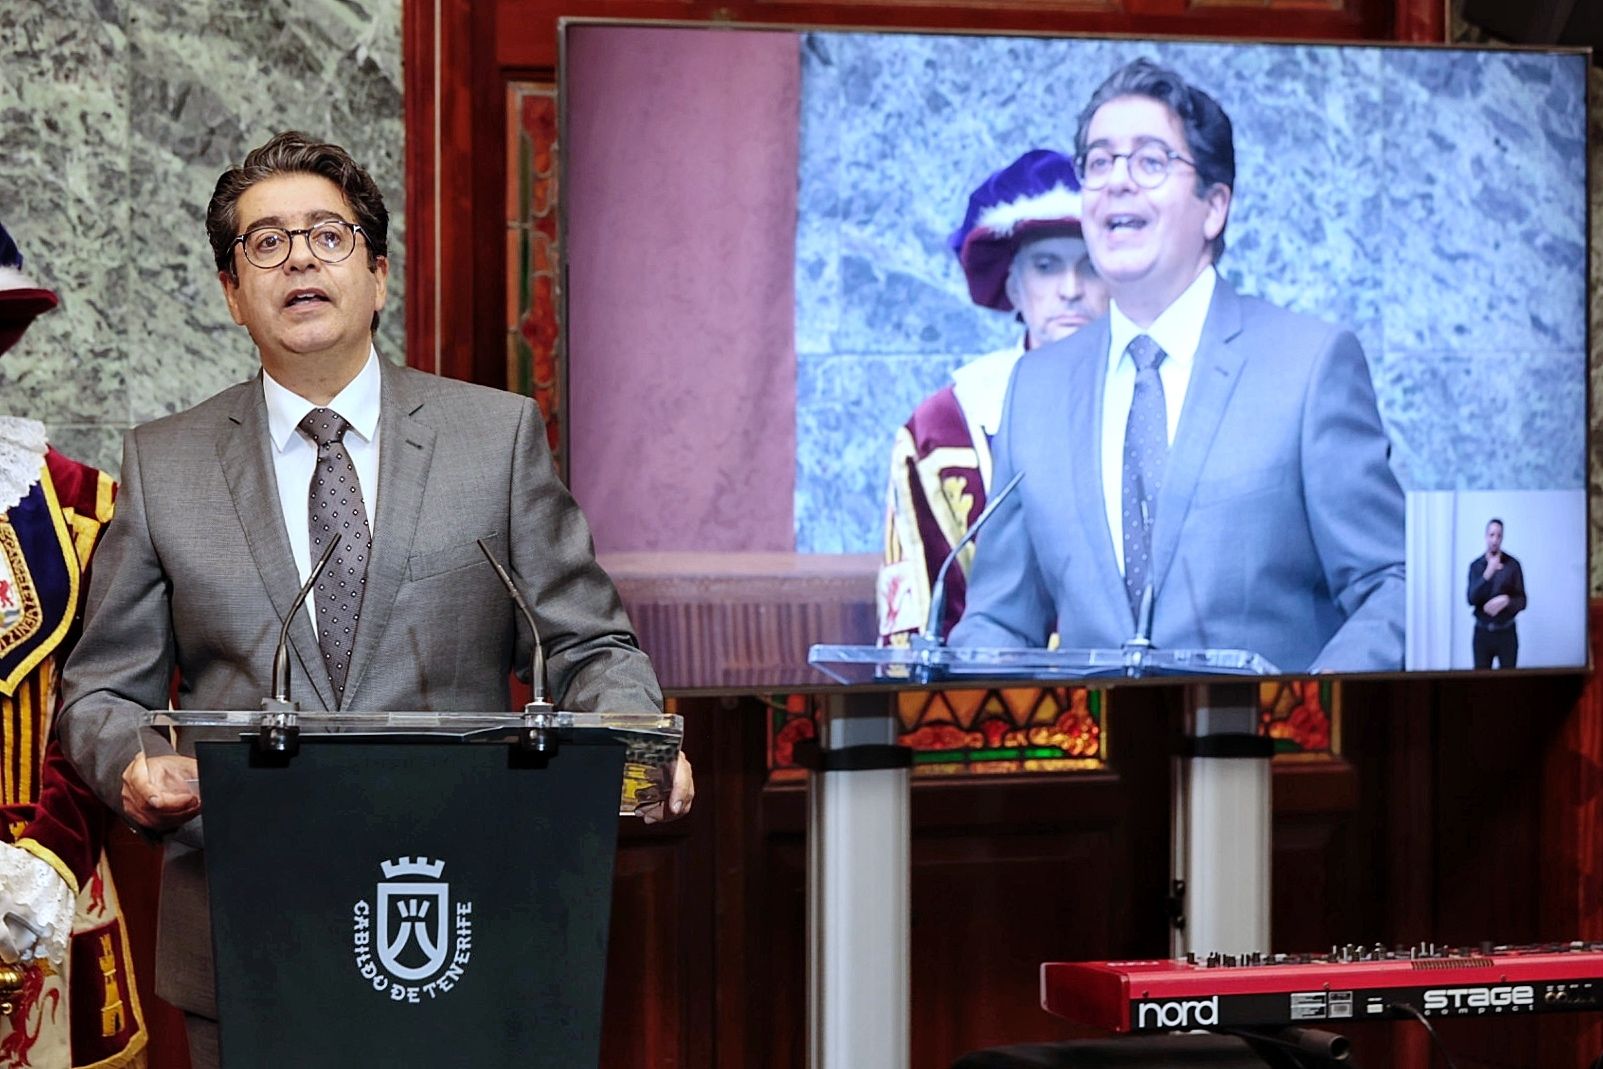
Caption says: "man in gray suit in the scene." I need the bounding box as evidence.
[55,131,693,1065]
[949,59,1404,673]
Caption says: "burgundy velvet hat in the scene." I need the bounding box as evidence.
[0,222,60,357]
[949,149,1085,312]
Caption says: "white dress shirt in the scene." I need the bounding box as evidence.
[1101,266,1217,574]
[262,348,383,633]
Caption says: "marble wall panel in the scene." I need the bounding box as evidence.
[1450,3,1602,595]
[0,4,130,431]
[795,349,973,553]
[793,33,1590,559]
[0,0,403,473]
[1588,65,1602,594]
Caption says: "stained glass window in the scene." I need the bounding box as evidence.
[769,687,1107,783]
[506,81,563,469]
[768,682,1338,781]
[1257,679,1338,758]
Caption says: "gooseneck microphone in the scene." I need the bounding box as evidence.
[257,537,342,756]
[267,537,342,709]
[916,470,1025,649]
[475,539,548,709]
[476,540,558,755]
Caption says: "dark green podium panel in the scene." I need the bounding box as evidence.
[197,738,625,1069]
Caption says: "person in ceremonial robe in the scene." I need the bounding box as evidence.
[0,221,145,1069]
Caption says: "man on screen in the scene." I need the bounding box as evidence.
[950,58,1405,673]
[53,131,693,1068]
[879,150,1108,642]
[1467,517,1524,669]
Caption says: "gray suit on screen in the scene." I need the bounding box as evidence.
[949,279,1405,673]
[56,357,660,1018]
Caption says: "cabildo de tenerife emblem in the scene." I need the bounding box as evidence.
[352,857,474,1002]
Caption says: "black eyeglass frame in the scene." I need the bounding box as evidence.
[1073,145,1200,191]
[231,220,368,270]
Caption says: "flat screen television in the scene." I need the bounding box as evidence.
[559,20,1590,691]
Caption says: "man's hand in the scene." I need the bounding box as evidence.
[1483,553,1503,580]
[1484,593,1511,617]
[121,752,201,831]
[640,751,694,825]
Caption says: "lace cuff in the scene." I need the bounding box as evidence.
[0,841,73,965]
[0,415,47,514]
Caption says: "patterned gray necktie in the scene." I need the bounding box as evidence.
[1121,335,1168,628]
[300,408,371,701]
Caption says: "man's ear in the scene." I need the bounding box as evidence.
[219,270,246,326]
[1003,269,1022,313]
[371,254,389,312]
[1203,184,1231,244]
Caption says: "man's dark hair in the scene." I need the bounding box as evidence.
[1074,58,1235,262]
[1487,518,1504,531]
[205,131,388,330]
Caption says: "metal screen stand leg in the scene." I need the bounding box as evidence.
[807,691,910,1069]
[1175,683,1272,958]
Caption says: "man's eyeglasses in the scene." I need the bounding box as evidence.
[1074,144,1198,191]
[233,220,366,270]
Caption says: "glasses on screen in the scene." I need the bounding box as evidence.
[1074,144,1198,191]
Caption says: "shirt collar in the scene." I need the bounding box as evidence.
[1107,265,1218,374]
[263,347,383,452]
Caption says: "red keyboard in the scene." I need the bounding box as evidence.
[1042,943,1603,1032]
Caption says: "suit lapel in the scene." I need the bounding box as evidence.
[216,381,336,712]
[1150,280,1246,601]
[341,360,435,705]
[1064,320,1132,620]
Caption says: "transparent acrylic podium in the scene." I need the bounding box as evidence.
[803,644,1278,1069]
[142,708,682,815]
[141,707,681,1069]
[808,642,1278,684]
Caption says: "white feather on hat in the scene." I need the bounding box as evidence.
[975,185,1083,238]
[0,265,41,293]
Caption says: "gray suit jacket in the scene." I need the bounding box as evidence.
[57,358,661,1017]
[949,279,1405,673]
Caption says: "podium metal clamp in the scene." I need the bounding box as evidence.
[256,700,300,757]
[520,700,558,755]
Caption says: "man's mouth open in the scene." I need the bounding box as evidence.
[284,289,330,308]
